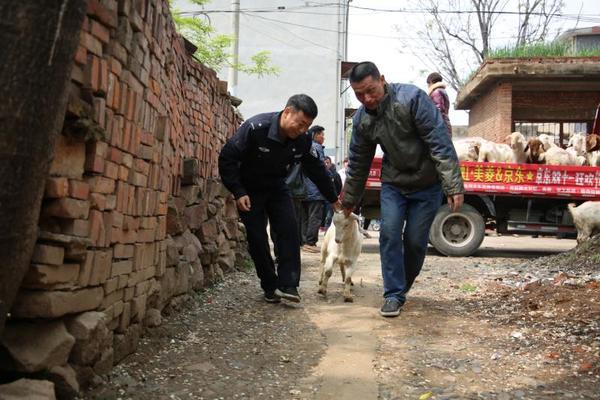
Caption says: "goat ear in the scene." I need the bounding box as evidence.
[587,135,598,152]
[503,135,511,143]
[350,213,360,221]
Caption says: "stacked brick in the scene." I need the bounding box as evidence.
[0,0,246,398]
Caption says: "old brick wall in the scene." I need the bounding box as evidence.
[512,90,600,122]
[0,0,246,397]
[467,82,513,142]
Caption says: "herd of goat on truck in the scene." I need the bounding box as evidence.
[452,131,600,244]
[454,132,600,166]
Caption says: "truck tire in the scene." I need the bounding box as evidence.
[429,204,485,257]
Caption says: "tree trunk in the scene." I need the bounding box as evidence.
[0,0,87,335]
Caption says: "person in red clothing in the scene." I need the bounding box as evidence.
[426,72,452,138]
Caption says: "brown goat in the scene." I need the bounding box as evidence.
[586,133,600,153]
[524,138,545,164]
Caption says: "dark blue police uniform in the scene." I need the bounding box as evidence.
[219,112,337,293]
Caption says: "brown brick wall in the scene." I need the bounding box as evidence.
[468,82,513,142]
[2,1,246,394]
[512,91,600,122]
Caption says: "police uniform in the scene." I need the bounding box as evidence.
[219,112,337,294]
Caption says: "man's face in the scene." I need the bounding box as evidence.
[280,107,313,139]
[324,158,331,168]
[314,131,325,145]
[351,75,386,110]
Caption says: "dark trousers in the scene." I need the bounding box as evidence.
[240,188,301,292]
[271,197,305,260]
[303,200,324,246]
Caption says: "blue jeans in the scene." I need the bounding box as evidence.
[379,183,442,303]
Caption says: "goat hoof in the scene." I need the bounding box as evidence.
[317,287,327,296]
[344,296,354,303]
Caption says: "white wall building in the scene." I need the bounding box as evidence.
[176,0,350,163]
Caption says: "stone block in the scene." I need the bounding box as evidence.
[45,177,69,198]
[197,220,218,243]
[87,176,116,194]
[111,260,133,277]
[44,197,90,220]
[89,249,112,285]
[182,158,200,186]
[184,203,208,230]
[0,379,56,400]
[65,311,111,366]
[22,263,80,290]
[100,288,123,310]
[44,364,80,399]
[93,348,114,376]
[31,244,64,266]
[59,218,90,237]
[114,243,134,258]
[78,251,93,287]
[144,308,162,327]
[113,323,141,363]
[0,320,75,373]
[117,301,131,333]
[11,287,104,319]
[49,134,85,179]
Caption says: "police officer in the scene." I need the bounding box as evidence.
[218,94,340,303]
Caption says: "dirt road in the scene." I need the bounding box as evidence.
[83,234,599,400]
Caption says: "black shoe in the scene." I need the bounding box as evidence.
[264,291,281,303]
[275,287,301,303]
[380,298,402,317]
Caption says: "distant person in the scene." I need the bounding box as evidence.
[219,94,340,304]
[427,72,452,137]
[342,62,464,317]
[302,125,327,253]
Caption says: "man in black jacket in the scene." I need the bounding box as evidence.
[219,94,340,303]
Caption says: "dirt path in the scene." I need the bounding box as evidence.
[82,235,599,400]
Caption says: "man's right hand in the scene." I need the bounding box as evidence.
[236,195,251,212]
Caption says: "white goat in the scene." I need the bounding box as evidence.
[538,134,558,150]
[477,140,513,163]
[567,202,600,244]
[587,151,600,167]
[566,133,587,166]
[544,146,577,166]
[505,132,528,163]
[318,211,363,302]
[453,138,483,161]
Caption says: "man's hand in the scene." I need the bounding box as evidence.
[236,195,251,212]
[447,194,464,212]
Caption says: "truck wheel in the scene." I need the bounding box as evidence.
[429,204,485,257]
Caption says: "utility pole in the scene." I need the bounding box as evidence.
[228,0,240,96]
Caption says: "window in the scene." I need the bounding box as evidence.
[514,121,590,147]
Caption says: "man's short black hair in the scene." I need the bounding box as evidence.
[286,94,318,119]
[308,125,324,138]
[427,72,443,84]
[349,62,381,83]
[324,156,332,162]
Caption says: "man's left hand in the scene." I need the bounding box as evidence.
[447,194,464,212]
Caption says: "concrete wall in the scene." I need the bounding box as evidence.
[0,1,246,397]
[179,0,348,162]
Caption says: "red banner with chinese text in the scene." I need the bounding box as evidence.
[461,161,600,200]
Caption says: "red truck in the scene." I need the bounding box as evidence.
[361,153,600,257]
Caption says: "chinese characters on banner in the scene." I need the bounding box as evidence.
[460,162,600,198]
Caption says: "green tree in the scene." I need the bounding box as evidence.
[171,0,278,76]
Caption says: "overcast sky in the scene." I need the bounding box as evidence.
[347,0,600,125]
